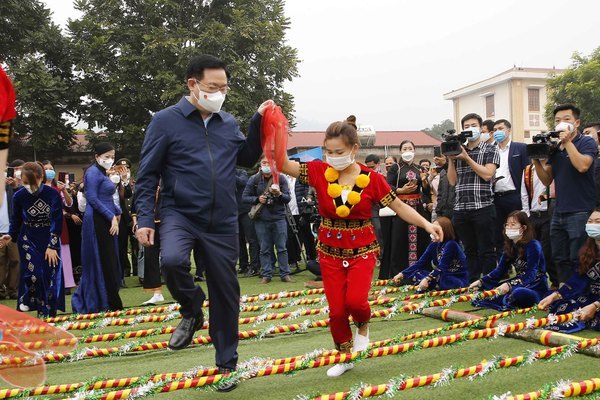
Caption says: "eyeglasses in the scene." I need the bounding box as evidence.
[195,80,230,94]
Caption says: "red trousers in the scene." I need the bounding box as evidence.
[320,252,377,345]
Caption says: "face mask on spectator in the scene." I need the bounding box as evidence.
[505,228,522,241]
[14,170,21,179]
[480,132,491,143]
[555,122,574,132]
[401,151,415,163]
[466,127,480,142]
[494,130,507,143]
[261,165,271,175]
[45,170,56,180]
[110,174,121,184]
[326,154,355,171]
[585,223,600,240]
[98,158,114,170]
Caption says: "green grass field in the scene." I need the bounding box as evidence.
[1,266,599,400]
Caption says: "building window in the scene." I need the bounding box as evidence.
[528,88,540,112]
[529,114,540,127]
[485,95,495,118]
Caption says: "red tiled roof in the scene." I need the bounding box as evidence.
[287,131,441,149]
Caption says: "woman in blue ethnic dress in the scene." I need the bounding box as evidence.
[538,208,600,333]
[469,211,548,311]
[0,162,64,317]
[392,216,468,291]
[72,142,123,313]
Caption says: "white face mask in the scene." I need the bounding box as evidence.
[192,81,226,113]
[466,127,481,142]
[98,158,114,170]
[261,165,271,175]
[555,122,574,132]
[110,175,121,184]
[401,151,415,163]
[480,132,491,143]
[326,154,355,171]
[126,172,131,180]
[14,170,22,179]
[505,228,522,241]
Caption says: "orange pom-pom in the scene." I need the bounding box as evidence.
[327,183,342,198]
[324,167,340,183]
[336,205,351,218]
[347,191,361,205]
[355,174,370,189]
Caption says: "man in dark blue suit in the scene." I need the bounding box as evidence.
[135,54,272,392]
[492,119,529,259]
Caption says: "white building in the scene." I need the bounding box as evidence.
[443,67,564,142]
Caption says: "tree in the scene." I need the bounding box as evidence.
[69,0,299,159]
[422,119,454,140]
[545,47,600,126]
[1,0,79,157]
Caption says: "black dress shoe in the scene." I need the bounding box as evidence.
[216,368,238,392]
[167,312,204,350]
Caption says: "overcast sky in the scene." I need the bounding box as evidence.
[42,0,600,131]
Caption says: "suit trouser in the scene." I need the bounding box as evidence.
[159,212,239,370]
[453,205,496,282]
[0,240,19,297]
[493,191,521,260]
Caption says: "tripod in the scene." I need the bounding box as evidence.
[285,203,307,275]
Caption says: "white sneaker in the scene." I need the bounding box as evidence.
[18,303,30,312]
[354,328,370,352]
[326,362,354,377]
[143,293,164,305]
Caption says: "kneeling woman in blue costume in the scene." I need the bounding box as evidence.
[469,211,548,310]
[538,208,600,333]
[392,217,468,291]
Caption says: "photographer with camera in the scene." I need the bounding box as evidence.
[243,155,293,284]
[533,104,597,285]
[447,113,500,282]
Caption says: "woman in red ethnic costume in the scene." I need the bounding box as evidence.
[278,118,443,377]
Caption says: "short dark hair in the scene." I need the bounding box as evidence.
[185,54,230,81]
[494,119,512,129]
[461,113,483,129]
[419,159,431,165]
[9,159,25,168]
[583,122,600,131]
[385,155,398,163]
[365,154,380,164]
[482,119,495,132]
[553,104,581,119]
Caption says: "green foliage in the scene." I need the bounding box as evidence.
[545,47,600,127]
[1,0,79,156]
[423,119,455,140]
[69,0,299,159]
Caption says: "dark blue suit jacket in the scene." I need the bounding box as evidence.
[507,141,530,190]
[135,97,262,233]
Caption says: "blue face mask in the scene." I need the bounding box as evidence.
[466,127,480,142]
[586,223,600,240]
[494,130,507,143]
[46,170,56,180]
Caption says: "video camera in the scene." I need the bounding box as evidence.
[441,129,474,156]
[526,131,561,160]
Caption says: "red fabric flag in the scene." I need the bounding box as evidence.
[0,66,16,122]
[260,105,289,186]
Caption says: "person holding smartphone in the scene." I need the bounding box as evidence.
[380,140,431,279]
